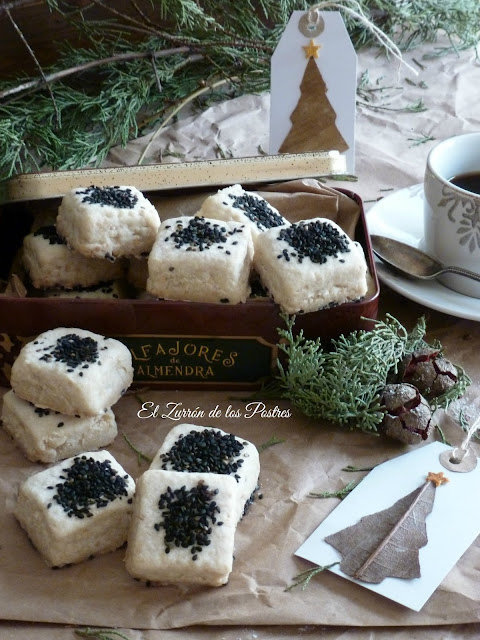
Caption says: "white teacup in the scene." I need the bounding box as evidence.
[424,132,480,298]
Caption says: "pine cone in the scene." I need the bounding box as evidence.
[379,383,433,445]
[397,348,458,397]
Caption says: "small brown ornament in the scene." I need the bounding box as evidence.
[397,348,458,398]
[379,383,433,444]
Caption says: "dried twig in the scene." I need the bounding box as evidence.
[0,46,192,100]
[137,76,235,164]
[1,0,60,123]
[0,0,35,15]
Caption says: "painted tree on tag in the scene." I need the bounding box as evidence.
[279,40,349,154]
[324,471,448,584]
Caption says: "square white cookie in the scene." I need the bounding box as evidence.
[1,390,117,463]
[253,217,369,314]
[14,450,135,567]
[57,185,160,259]
[10,328,133,416]
[197,184,288,240]
[149,424,260,522]
[22,225,125,289]
[125,469,237,586]
[146,215,253,304]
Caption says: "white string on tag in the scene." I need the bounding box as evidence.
[440,414,479,473]
[306,0,418,78]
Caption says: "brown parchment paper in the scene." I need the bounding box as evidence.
[1,303,480,632]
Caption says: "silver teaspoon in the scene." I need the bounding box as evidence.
[370,235,480,283]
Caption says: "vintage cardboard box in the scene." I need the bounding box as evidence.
[0,153,379,389]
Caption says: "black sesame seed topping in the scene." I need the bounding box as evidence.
[55,281,116,296]
[166,217,232,252]
[277,220,351,264]
[228,192,284,230]
[50,455,129,518]
[154,482,224,559]
[33,405,50,417]
[160,429,245,479]
[33,225,67,246]
[77,185,138,209]
[38,333,99,370]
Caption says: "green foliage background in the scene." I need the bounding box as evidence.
[0,0,478,180]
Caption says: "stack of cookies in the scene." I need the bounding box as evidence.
[125,424,260,587]
[22,185,160,298]
[2,327,134,463]
[5,327,136,567]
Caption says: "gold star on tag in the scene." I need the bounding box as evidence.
[302,39,321,59]
[427,471,449,487]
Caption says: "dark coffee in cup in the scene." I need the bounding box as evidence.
[449,172,480,196]
[424,132,480,298]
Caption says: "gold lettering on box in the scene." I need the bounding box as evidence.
[113,335,275,385]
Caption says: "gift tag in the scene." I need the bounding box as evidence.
[295,441,480,611]
[270,10,356,172]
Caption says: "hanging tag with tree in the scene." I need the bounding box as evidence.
[270,9,357,173]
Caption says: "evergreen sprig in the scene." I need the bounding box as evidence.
[276,314,470,433]
[343,0,480,52]
[0,0,478,180]
[285,562,339,591]
[277,314,409,432]
[0,0,309,180]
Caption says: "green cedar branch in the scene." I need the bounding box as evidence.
[285,562,340,591]
[309,479,360,499]
[257,434,286,452]
[276,314,471,433]
[122,432,153,466]
[1,0,479,179]
[0,46,195,101]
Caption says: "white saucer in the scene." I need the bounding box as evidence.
[366,183,480,321]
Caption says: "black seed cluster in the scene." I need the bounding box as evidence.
[50,455,130,518]
[228,193,285,230]
[34,225,67,246]
[154,483,222,559]
[242,484,261,518]
[53,281,119,298]
[37,333,99,370]
[249,278,269,298]
[160,429,245,480]
[77,185,138,209]
[277,220,351,264]
[29,401,61,418]
[166,217,241,252]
